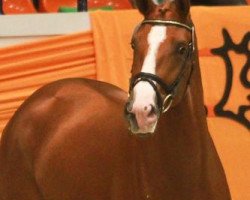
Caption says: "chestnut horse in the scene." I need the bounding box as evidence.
[0,0,231,199]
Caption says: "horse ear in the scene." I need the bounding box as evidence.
[174,0,190,17]
[133,0,157,16]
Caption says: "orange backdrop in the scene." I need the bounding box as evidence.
[90,8,249,200]
[0,31,96,132]
[0,7,249,200]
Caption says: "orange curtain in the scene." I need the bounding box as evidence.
[0,31,96,132]
[90,10,143,91]
[90,7,250,116]
[90,8,250,200]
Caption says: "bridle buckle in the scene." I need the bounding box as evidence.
[162,94,173,113]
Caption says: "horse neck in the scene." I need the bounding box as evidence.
[158,49,209,135]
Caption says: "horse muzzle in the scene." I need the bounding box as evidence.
[124,98,160,137]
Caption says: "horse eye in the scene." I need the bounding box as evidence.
[178,46,187,55]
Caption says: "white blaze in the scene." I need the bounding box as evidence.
[132,26,167,133]
[152,0,160,4]
[142,26,167,73]
[133,25,167,102]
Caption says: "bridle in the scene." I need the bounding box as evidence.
[129,19,195,114]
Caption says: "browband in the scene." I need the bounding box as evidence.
[142,19,193,31]
[141,19,195,52]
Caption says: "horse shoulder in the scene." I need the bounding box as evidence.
[21,79,132,199]
[2,78,129,172]
[0,78,132,199]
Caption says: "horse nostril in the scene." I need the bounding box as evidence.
[146,104,157,118]
[126,102,133,113]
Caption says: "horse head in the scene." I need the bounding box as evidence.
[125,0,195,136]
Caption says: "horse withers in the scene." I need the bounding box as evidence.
[0,0,231,199]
